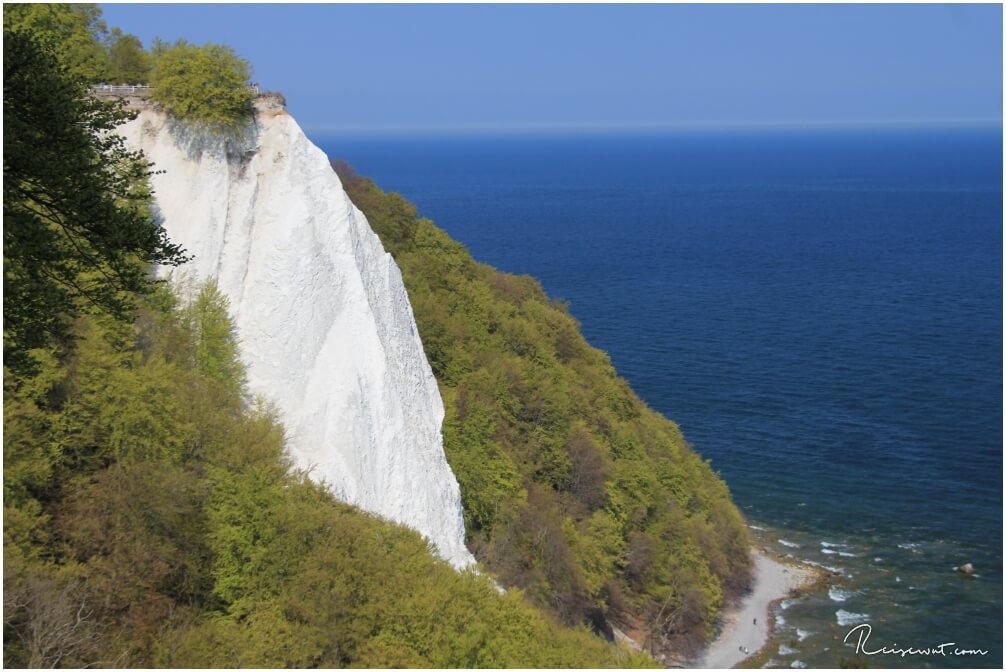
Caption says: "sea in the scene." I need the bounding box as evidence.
[312,127,1003,668]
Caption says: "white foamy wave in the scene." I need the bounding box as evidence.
[780,598,798,610]
[822,548,858,558]
[895,576,901,583]
[821,541,851,549]
[836,609,869,626]
[776,612,787,627]
[898,542,922,550]
[829,587,855,602]
[749,524,767,531]
[778,644,798,656]
[779,539,801,548]
[804,559,843,574]
[874,557,883,562]
[797,628,812,641]
[791,660,807,669]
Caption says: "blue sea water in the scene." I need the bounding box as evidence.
[313,127,1003,668]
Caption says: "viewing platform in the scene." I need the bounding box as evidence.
[88,83,284,113]
[90,83,155,96]
[90,83,261,96]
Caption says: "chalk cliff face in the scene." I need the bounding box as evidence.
[119,102,474,569]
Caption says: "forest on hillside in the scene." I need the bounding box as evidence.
[335,162,752,657]
[3,6,650,668]
[5,3,751,667]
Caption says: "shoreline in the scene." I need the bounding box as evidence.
[690,548,822,669]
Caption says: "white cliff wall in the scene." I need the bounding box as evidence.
[119,102,474,569]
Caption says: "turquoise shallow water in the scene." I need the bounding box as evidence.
[314,128,1003,667]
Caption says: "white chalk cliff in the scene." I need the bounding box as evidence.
[119,99,474,569]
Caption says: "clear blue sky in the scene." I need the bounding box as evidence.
[100,3,1002,133]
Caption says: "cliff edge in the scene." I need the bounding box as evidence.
[118,105,475,569]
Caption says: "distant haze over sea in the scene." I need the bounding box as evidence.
[315,126,1003,667]
[305,118,1003,137]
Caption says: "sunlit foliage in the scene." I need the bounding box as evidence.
[149,40,253,130]
[3,283,651,668]
[106,29,151,84]
[4,14,651,665]
[3,28,187,375]
[336,161,753,656]
[3,4,111,82]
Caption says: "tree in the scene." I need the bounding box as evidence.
[106,29,151,84]
[150,41,253,129]
[4,572,100,668]
[179,280,247,400]
[566,426,609,511]
[336,161,753,649]
[2,3,110,82]
[3,30,188,374]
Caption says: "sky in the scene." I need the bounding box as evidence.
[99,3,1003,133]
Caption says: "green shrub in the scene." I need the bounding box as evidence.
[150,40,252,129]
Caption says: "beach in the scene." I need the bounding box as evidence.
[693,549,818,669]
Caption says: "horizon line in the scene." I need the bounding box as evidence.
[303,117,1004,136]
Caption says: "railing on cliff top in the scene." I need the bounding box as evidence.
[89,83,262,96]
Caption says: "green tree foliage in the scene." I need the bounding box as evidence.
[106,29,151,84]
[3,4,153,85]
[179,280,247,399]
[2,3,110,83]
[3,286,650,668]
[335,160,754,656]
[3,29,188,374]
[4,23,649,664]
[149,40,253,130]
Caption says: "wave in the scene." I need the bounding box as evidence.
[778,644,798,656]
[780,598,797,610]
[791,661,807,669]
[796,628,812,641]
[829,587,856,602]
[821,548,858,557]
[836,609,870,626]
[821,541,851,549]
[749,524,768,531]
[803,559,843,574]
[778,539,801,548]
